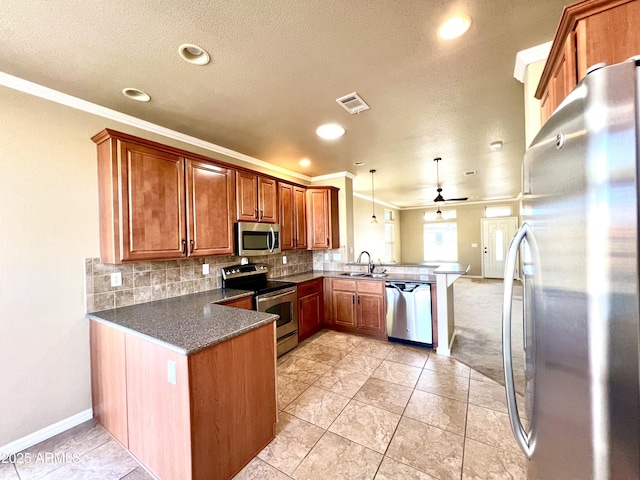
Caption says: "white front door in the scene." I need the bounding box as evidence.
[481,217,518,279]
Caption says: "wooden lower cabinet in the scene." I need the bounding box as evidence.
[298,279,324,341]
[328,278,386,339]
[219,295,254,310]
[90,321,276,480]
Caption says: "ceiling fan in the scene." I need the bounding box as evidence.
[433,157,468,203]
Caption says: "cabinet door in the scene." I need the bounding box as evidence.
[576,1,640,81]
[299,292,322,340]
[333,291,357,328]
[236,171,259,222]
[279,182,294,250]
[186,159,234,256]
[357,293,385,334]
[293,186,307,249]
[258,177,278,223]
[119,141,186,261]
[307,188,330,249]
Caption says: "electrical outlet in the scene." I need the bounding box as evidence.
[110,272,122,287]
[282,256,287,265]
[202,263,210,275]
[332,253,342,261]
[471,243,478,248]
[167,360,177,385]
[324,253,329,261]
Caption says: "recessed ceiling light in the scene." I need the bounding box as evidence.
[178,44,211,65]
[122,88,151,102]
[439,15,472,40]
[299,158,311,167]
[353,162,365,166]
[490,140,503,151]
[316,123,345,140]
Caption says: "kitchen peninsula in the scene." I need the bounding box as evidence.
[86,289,278,480]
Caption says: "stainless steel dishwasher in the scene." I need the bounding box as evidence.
[385,282,433,346]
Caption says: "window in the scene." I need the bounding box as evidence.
[424,222,458,262]
[485,205,512,217]
[384,210,396,262]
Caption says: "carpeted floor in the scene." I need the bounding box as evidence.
[451,277,526,392]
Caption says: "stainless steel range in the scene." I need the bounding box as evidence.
[221,264,298,356]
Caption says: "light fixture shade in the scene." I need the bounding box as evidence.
[371,215,378,224]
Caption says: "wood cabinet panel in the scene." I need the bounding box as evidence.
[323,278,334,325]
[258,177,278,223]
[189,323,276,480]
[536,0,640,123]
[333,291,357,328]
[306,187,339,249]
[90,321,128,448]
[120,141,186,261]
[125,334,192,480]
[279,183,308,250]
[186,159,234,256]
[236,171,259,222]
[357,293,385,334]
[298,279,323,341]
[219,295,254,310]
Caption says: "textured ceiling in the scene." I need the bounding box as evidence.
[0,0,567,208]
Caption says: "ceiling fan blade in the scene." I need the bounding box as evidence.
[445,197,469,202]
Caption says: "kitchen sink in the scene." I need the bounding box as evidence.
[338,272,387,278]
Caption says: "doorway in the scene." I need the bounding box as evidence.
[481,217,518,279]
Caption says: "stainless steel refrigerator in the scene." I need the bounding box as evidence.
[502,59,640,479]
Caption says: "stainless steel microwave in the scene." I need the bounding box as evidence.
[235,222,281,256]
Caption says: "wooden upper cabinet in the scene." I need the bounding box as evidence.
[97,138,186,263]
[279,182,307,250]
[185,159,234,256]
[537,0,640,124]
[236,171,277,223]
[92,129,235,263]
[306,187,339,250]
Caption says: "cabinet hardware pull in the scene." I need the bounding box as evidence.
[260,209,264,221]
[181,239,187,254]
[357,296,360,305]
[352,295,355,304]
[190,240,194,254]
[326,237,329,245]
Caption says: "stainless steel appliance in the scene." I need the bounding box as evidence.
[221,264,298,356]
[235,222,281,256]
[502,59,640,479]
[385,282,432,346]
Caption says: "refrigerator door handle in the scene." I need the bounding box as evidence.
[502,222,533,459]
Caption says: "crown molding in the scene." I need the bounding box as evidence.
[0,71,311,182]
[311,171,357,182]
[353,192,400,209]
[513,41,552,83]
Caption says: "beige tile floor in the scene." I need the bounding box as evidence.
[2,330,527,480]
[235,330,527,480]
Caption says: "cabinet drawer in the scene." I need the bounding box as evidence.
[298,279,322,298]
[332,279,357,292]
[357,280,385,295]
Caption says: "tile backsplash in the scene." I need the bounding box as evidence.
[85,250,313,312]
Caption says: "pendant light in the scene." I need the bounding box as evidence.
[436,207,443,220]
[370,169,378,224]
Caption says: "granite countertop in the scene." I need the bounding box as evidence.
[86,288,276,356]
[434,263,470,275]
[276,271,437,284]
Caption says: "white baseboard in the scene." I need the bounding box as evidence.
[0,409,93,456]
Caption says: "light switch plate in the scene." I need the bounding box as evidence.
[168,360,177,385]
[471,243,478,248]
[282,256,287,264]
[110,272,122,287]
[324,253,329,261]
[202,263,210,275]
[332,253,342,261]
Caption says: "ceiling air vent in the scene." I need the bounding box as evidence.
[336,92,370,114]
[464,170,477,176]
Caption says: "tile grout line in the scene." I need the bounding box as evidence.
[459,370,472,480]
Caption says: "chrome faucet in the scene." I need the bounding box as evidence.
[357,251,374,273]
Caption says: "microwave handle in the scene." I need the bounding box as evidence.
[268,226,275,252]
